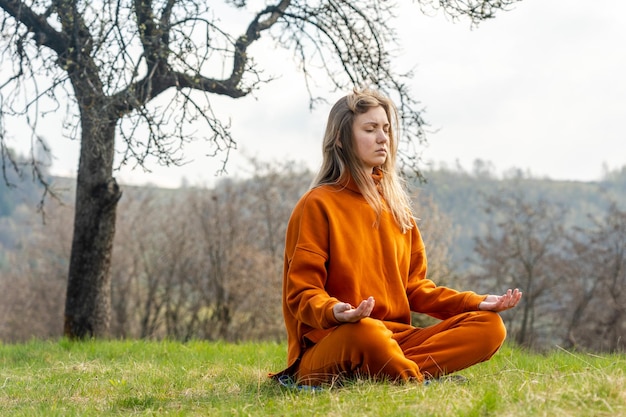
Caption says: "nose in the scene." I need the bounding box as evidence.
[377,129,389,143]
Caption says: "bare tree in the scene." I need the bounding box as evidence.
[105,159,310,341]
[111,189,198,339]
[190,180,268,341]
[0,197,72,341]
[0,0,522,338]
[244,157,311,260]
[561,225,602,350]
[597,203,626,351]
[565,201,626,351]
[410,192,459,328]
[412,193,457,287]
[471,190,568,348]
[235,159,311,340]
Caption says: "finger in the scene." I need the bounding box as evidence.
[353,300,369,315]
[337,303,353,314]
[508,293,517,306]
[359,299,370,308]
[353,297,374,317]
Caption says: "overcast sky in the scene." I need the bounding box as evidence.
[12,0,626,188]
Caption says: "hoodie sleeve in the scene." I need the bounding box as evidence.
[283,192,341,330]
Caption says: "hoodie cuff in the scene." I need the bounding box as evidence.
[467,293,489,311]
[324,301,342,327]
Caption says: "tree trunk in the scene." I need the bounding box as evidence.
[64,107,121,339]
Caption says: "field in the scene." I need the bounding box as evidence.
[1,340,624,416]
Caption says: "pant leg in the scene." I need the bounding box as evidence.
[296,317,423,385]
[395,311,506,378]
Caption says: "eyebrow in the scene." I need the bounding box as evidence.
[361,120,390,127]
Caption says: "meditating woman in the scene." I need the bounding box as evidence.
[273,88,522,386]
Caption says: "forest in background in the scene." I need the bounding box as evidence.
[1,156,625,352]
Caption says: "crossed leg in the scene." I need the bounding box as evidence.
[295,311,506,385]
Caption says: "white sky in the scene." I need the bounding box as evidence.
[6,0,626,188]
[405,0,626,182]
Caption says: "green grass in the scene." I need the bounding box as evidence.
[0,340,624,416]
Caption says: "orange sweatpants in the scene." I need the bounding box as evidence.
[295,311,506,385]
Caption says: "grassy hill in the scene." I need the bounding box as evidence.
[1,340,624,416]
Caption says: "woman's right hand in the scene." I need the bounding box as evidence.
[333,296,375,323]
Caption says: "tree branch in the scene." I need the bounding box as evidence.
[230,0,291,94]
[0,0,68,53]
[110,0,291,115]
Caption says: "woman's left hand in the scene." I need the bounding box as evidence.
[479,288,522,312]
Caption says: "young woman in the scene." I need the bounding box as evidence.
[273,88,522,386]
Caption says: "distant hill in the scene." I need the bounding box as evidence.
[0,166,44,218]
[411,166,626,270]
[3,163,626,274]
[0,160,52,253]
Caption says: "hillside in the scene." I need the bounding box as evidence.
[2,164,626,273]
[2,163,625,349]
[412,166,626,270]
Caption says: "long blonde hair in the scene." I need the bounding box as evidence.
[311,88,414,232]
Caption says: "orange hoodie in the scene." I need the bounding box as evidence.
[279,171,486,374]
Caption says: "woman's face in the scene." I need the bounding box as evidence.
[350,105,390,170]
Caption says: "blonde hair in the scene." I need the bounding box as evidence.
[311,88,414,232]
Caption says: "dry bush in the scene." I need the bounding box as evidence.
[108,161,311,341]
[0,200,72,342]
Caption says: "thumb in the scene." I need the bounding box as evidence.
[335,302,352,312]
[341,302,354,311]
